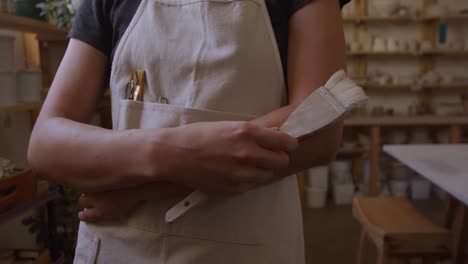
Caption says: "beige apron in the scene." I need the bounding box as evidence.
[74,0,304,263]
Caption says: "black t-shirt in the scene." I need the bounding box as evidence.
[69,0,349,76]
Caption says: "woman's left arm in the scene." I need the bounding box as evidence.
[251,0,346,174]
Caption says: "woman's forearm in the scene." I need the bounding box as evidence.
[28,117,160,193]
[251,106,342,176]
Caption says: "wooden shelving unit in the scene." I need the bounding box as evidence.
[341,0,468,198]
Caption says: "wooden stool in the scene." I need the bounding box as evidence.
[353,197,451,264]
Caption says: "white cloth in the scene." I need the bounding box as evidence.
[74,0,304,263]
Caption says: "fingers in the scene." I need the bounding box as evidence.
[78,209,106,223]
[252,126,298,153]
[243,147,290,170]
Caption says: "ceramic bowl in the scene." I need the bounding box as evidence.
[373,1,398,17]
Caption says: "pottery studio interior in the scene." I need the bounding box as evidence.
[0,0,468,263]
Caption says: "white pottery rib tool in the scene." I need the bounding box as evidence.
[165,70,368,223]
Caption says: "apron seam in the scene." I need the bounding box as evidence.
[109,0,148,129]
[130,223,263,247]
[153,0,261,8]
[111,0,148,97]
[258,0,286,92]
[186,3,207,107]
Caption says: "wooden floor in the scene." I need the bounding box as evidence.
[303,198,445,264]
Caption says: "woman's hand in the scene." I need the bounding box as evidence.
[149,121,298,195]
[78,192,141,223]
[78,182,192,222]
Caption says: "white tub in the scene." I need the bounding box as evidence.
[305,187,327,209]
[306,166,329,189]
[0,35,15,70]
[0,71,16,105]
[330,160,352,184]
[410,179,431,200]
[333,184,355,205]
[390,180,409,197]
[17,69,42,102]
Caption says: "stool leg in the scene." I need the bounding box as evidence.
[377,249,388,264]
[357,230,368,264]
[422,257,437,264]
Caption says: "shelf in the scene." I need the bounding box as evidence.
[0,102,42,113]
[347,51,420,56]
[346,50,468,57]
[345,115,468,127]
[0,13,67,40]
[423,50,468,56]
[344,16,420,23]
[363,84,413,90]
[347,50,468,57]
[338,147,366,155]
[362,83,468,91]
[343,15,468,24]
[424,15,468,22]
[0,189,59,225]
[423,83,468,89]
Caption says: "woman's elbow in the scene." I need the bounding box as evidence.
[27,122,51,180]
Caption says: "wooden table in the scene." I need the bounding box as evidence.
[384,144,468,264]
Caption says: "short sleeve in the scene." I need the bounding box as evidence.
[288,0,351,17]
[68,0,113,57]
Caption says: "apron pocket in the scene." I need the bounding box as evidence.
[74,224,100,264]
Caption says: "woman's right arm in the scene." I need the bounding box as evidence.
[28,39,158,192]
[28,39,297,194]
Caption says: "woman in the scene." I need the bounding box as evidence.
[28,0,348,263]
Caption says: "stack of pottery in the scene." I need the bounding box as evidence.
[330,160,355,205]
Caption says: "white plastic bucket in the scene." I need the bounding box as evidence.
[0,71,16,105]
[433,185,446,200]
[0,36,15,70]
[306,166,329,189]
[389,162,412,181]
[305,187,327,208]
[410,179,431,200]
[330,160,352,184]
[390,180,409,197]
[333,184,355,205]
[17,69,42,102]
